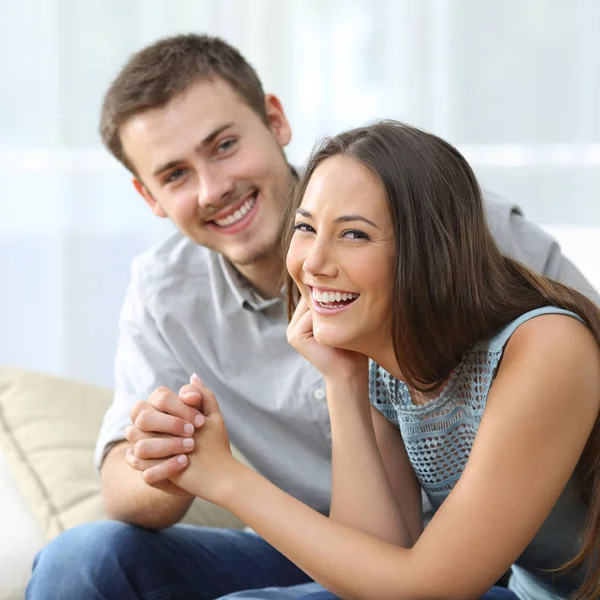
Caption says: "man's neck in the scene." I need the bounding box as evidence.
[235,253,285,300]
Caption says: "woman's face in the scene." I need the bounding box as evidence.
[286,155,397,353]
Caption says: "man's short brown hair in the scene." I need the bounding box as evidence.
[100,33,268,174]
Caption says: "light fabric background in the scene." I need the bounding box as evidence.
[2,0,600,387]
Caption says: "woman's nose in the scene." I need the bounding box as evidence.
[303,242,338,278]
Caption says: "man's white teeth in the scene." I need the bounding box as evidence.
[214,195,256,227]
[311,289,359,304]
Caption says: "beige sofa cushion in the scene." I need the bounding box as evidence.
[0,449,46,600]
[0,367,245,541]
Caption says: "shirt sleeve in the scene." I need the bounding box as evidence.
[483,190,600,306]
[94,267,188,471]
[514,212,600,305]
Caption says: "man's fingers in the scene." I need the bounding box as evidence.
[133,408,196,437]
[125,426,184,444]
[133,436,195,460]
[142,455,189,486]
[126,449,188,483]
[124,425,151,443]
[149,386,204,426]
[130,399,151,424]
[125,449,166,472]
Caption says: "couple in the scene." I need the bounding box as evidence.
[28,35,600,600]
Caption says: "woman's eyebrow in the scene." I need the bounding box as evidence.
[295,208,379,229]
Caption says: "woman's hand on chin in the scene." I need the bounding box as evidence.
[287,297,367,381]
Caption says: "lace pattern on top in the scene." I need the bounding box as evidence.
[369,344,503,507]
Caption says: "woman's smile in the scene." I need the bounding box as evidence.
[286,155,397,352]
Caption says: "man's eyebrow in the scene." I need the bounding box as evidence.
[152,123,235,177]
[296,208,379,229]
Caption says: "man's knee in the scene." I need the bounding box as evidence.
[35,520,143,566]
[27,521,150,598]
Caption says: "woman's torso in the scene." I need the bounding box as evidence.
[369,307,591,600]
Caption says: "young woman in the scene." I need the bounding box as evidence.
[130,121,600,599]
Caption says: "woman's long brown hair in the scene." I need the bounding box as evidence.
[283,120,600,598]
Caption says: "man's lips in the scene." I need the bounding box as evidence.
[206,191,257,224]
[205,191,260,235]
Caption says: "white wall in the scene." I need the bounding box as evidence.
[2,0,599,386]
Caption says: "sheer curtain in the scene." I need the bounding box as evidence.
[2,0,599,387]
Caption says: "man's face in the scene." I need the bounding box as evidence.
[120,78,293,267]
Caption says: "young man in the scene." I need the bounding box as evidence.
[27,34,599,600]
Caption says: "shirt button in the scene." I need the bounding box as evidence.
[314,387,326,400]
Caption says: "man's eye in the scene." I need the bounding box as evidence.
[216,138,237,153]
[165,168,187,184]
[292,222,315,233]
[342,230,370,240]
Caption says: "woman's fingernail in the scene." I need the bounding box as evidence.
[194,414,204,427]
[182,438,194,448]
[176,455,187,464]
[191,373,202,385]
[184,423,194,435]
[183,391,200,399]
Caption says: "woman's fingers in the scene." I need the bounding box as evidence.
[288,296,310,329]
[133,436,195,459]
[132,407,197,437]
[287,298,315,348]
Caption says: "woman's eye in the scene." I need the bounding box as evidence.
[292,222,315,233]
[216,138,237,153]
[342,229,369,240]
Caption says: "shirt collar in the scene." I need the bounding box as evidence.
[217,253,283,311]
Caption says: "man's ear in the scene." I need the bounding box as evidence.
[132,179,168,218]
[264,94,292,148]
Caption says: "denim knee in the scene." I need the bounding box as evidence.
[27,520,149,600]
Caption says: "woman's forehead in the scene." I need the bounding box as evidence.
[301,156,387,214]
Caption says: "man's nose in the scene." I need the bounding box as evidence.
[197,167,234,209]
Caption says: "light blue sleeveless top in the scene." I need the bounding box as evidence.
[370,307,590,600]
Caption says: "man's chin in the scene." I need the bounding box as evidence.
[225,245,276,268]
[222,232,284,266]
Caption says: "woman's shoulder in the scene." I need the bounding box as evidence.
[495,310,600,404]
[504,310,595,358]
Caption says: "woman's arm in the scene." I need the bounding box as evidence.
[325,373,421,546]
[184,314,600,600]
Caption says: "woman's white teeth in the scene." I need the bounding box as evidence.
[312,289,359,305]
[214,195,256,227]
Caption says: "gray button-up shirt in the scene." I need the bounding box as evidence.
[95,193,598,516]
[95,232,333,514]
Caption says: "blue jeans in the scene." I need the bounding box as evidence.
[26,521,311,599]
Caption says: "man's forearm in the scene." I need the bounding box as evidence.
[101,442,194,529]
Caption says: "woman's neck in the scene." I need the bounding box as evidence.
[365,337,453,406]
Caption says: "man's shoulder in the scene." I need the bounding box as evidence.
[481,188,555,260]
[481,188,521,221]
[131,230,216,288]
